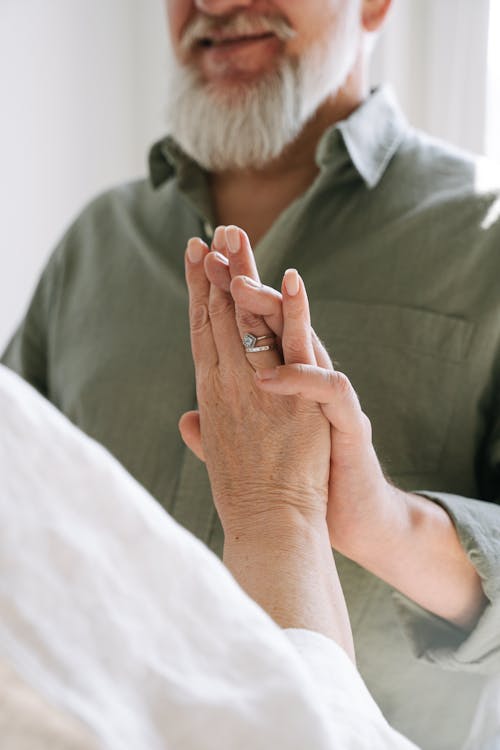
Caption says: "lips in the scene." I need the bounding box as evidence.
[198,32,276,49]
[193,27,282,79]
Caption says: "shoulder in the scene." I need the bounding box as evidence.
[49,174,184,273]
[393,127,500,202]
[69,176,178,237]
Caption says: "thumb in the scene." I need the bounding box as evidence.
[178,410,205,462]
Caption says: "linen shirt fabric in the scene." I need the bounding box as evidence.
[3,86,500,749]
[0,365,418,750]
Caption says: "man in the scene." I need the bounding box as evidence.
[3,1,500,747]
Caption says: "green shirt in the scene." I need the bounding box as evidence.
[3,86,500,750]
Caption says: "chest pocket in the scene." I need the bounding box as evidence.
[310,300,473,477]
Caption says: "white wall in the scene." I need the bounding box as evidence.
[0,0,494,351]
[371,0,490,154]
[486,0,500,161]
[0,0,168,349]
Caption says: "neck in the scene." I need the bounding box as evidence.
[209,60,368,246]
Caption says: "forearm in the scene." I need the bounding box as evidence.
[351,487,488,631]
[223,507,355,662]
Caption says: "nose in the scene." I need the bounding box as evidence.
[194,0,254,16]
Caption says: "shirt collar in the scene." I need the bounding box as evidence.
[149,85,408,191]
[149,137,186,189]
[315,85,408,188]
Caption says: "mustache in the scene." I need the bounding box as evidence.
[179,12,296,54]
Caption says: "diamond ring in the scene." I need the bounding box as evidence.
[242,332,277,354]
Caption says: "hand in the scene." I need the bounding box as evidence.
[179,234,332,539]
[181,230,355,654]
[199,227,489,634]
[199,226,404,562]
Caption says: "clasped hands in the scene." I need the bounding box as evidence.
[179,224,487,637]
[179,225,402,562]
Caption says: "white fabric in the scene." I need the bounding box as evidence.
[0,659,99,750]
[0,365,416,749]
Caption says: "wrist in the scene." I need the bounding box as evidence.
[345,489,488,629]
[223,507,332,610]
[224,505,327,557]
[335,481,412,567]
[219,491,328,544]
[222,509,355,658]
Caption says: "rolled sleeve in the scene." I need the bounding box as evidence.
[393,491,500,673]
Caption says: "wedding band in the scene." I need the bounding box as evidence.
[242,332,276,354]
[244,344,277,353]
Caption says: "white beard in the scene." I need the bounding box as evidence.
[165,6,361,172]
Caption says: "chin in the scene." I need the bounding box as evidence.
[201,63,281,98]
[165,38,352,173]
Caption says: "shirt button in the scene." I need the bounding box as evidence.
[203,221,214,240]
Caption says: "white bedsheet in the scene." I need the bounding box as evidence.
[0,365,417,749]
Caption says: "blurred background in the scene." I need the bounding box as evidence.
[0,0,499,350]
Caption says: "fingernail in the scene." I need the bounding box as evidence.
[213,225,226,251]
[242,276,261,288]
[255,368,279,380]
[213,251,229,265]
[187,238,203,263]
[226,226,241,254]
[284,268,299,296]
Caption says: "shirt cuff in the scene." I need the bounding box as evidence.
[392,491,500,673]
[284,629,418,749]
[284,628,381,717]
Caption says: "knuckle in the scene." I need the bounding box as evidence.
[285,306,304,323]
[237,309,265,332]
[335,371,352,397]
[190,303,209,331]
[290,363,308,378]
[209,295,234,318]
[283,337,307,360]
[219,364,239,390]
[196,367,219,404]
[325,370,351,397]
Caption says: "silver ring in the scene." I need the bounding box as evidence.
[245,344,277,353]
[242,332,276,353]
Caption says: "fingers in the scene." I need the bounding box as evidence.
[231,275,282,372]
[205,225,259,294]
[207,277,243,367]
[204,250,231,292]
[185,238,217,369]
[213,225,280,370]
[207,226,260,296]
[222,225,260,282]
[186,237,241,370]
[178,411,205,462]
[203,225,233,292]
[255,365,366,437]
[204,223,256,292]
[281,270,316,366]
[203,225,332,373]
[230,277,333,370]
[230,276,284,337]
